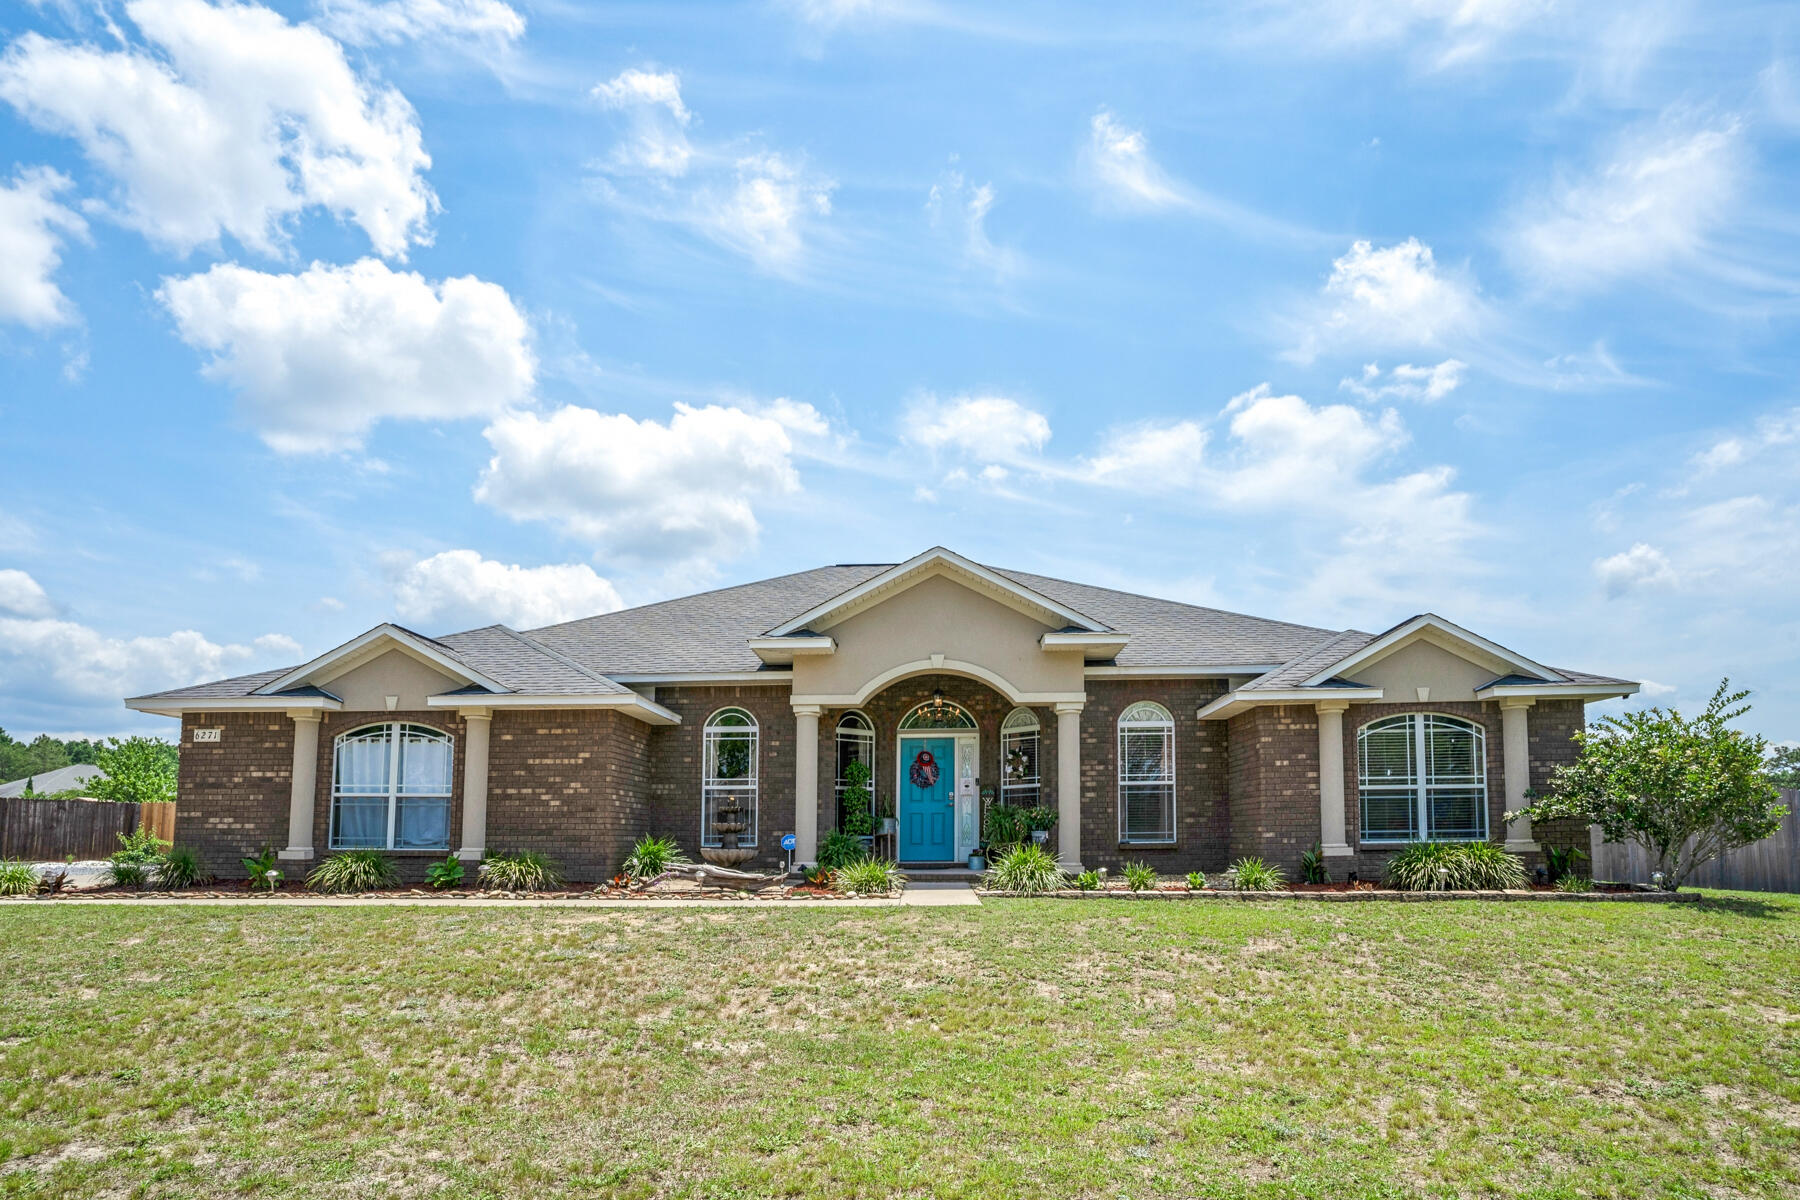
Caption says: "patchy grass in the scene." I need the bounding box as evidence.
[2,893,1797,1198]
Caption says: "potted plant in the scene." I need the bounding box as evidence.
[968,846,986,871]
[877,783,897,836]
[1024,805,1057,843]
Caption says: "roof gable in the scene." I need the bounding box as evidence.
[1305,614,1562,688]
[765,547,1109,638]
[253,624,509,697]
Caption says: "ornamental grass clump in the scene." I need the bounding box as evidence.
[620,835,688,880]
[306,849,398,894]
[983,843,1066,893]
[1122,860,1158,891]
[832,856,907,896]
[479,850,564,891]
[158,846,207,890]
[1231,856,1287,891]
[1384,841,1527,891]
[0,859,37,896]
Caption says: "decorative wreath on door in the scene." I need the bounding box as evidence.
[909,749,940,789]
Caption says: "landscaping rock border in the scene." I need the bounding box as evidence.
[976,888,1701,902]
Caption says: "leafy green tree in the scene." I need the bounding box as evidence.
[1765,745,1800,791]
[1511,680,1788,889]
[88,737,179,806]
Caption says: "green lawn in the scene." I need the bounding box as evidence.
[2,895,1798,1199]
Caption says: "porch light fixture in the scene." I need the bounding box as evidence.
[929,688,947,721]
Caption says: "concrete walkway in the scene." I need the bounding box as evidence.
[6,880,982,910]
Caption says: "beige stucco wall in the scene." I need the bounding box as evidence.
[795,572,1085,700]
[1341,638,1497,702]
[317,648,463,711]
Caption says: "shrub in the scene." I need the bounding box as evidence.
[1555,874,1594,893]
[0,859,37,896]
[1074,869,1100,891]
[1299,842,1328,884]
[479,850,564,892]
[833,856,907,896]
[839,758,875,836]
[840,807,875,837]
[1185,871,1208,890]
[307,849,398,894]
[1231,856,1287,892]
[983,843,1066,893]
[112,825,169,865]
[621,835,689,880]
[104,859,152,889]
[425,854,465,889]
[1543,844,1588,883]
[241,847,282,893]
[158,846,206,890]
[1384,842,1528,891]
[1122,861,1158,891]
[982,804,1030,850]
[1023,806,1058,833]
[817,830,864,871]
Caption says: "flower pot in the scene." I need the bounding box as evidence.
[968,854,986,871]
[880,817,898,835]
[1030,829,1049,844]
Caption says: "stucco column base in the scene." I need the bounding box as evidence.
[281,710,321,861]
[456,709,492,863]
[1321,844,1354,857]
[1500,697,1538,852]
[793,704,822,868]
[1055,701,1084,872]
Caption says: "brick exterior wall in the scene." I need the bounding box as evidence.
[174,712,295,878]
[646,684,797,872]
[1226,704,1322,873]
[1078,679,1230,875]
[485,708,651,882]
[1526,698,1588,864]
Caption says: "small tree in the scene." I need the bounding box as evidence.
[89,737,178,806]
[1765,744,1800,791]
[1511,680,1788,890]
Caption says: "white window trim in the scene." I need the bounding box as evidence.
[702,707,760,849]
[329,722,454,852]
[1357,712,1488,844]
[1117,701,1176,845]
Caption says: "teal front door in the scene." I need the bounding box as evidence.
[900,737,956,862]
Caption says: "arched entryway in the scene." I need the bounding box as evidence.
[894,696,977,863]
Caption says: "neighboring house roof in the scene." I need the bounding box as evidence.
[0,762,107,798]
[123,550,1637,716]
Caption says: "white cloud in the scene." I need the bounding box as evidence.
[0,568,54,618]
[926,168,1018,278]
[1504,118,1742,293]
[1594,542,1678,596]
[475,401,825,564]
[1639,679,1678,697]
[1340,359,1466,403]
[1244,0,1552,69]
[157,258,534,454]
[315,0,524,48]
[1078,421,1209,489]
[590,66,834,272]
[1288,238,1481,363]
[0,166,87,329]
[0,0,435,258]
[591,67,693,175]
[902,393,1051,463]
[1083,110,1189,212]
[390,550,624,630]
[1691,409,1799,475]
[0,570,294,707]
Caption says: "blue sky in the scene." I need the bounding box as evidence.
[2,0,1798,742]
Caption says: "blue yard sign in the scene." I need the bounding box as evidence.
[780,833,797,851]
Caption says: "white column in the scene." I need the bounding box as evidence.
[279,711,321,861]
[1500,698,1538,851]
[793,704,822,868]
[1055,701,1084,871]
[457,708,492,862]
[1316,700,1354,857]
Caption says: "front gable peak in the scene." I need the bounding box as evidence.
[253,623,508,698]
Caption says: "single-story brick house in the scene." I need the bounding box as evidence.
[127,547,1637,881]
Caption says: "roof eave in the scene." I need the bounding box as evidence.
[1196,686,1385,721]
[1474,681,1640,701]
[424,692,681,726]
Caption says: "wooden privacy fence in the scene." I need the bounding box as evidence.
[0,797,175,861]
[1590,789,1800,893]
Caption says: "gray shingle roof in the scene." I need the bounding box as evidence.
[130,556,1636,704]
[0,763,107,798]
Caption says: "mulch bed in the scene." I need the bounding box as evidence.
[978,885,1695,902]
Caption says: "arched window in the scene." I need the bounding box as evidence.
[835,710,876,828]
[898,698,976,730]
[1118,701,1175,844]
[702,707,759,848]
[330,723,453,851]
[1000,708,1040,808]
[1358,713,1488,843]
